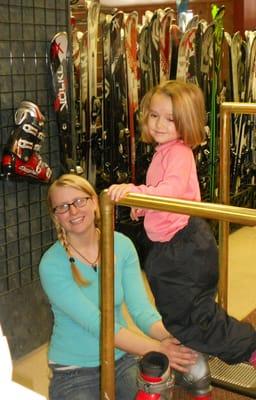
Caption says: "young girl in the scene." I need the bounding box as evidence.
[108,80,256,367]
[39,174,196,400]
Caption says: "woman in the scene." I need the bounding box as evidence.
[39,173,196,400]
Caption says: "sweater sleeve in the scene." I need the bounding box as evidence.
[130,145,196,199]
[39,248,103,339]
[117,233,162,333]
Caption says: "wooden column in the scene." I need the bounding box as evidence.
[234,0,256,33]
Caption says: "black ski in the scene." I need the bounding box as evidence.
[49,31,74,173]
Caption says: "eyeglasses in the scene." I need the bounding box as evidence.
[53,197,91,214]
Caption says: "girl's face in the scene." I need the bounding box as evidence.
[51,186,96,237]
[147,93,180,144]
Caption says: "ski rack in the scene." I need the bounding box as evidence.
[99,102,256,400]
[70,1,107,186]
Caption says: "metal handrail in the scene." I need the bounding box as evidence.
[99,102,256,399]
[100,191,256,400]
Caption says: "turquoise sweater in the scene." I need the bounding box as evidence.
[39,231,161,367]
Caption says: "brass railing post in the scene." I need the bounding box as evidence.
[100,191,115,400]
[218,104,231,310]
[218,102,256,310]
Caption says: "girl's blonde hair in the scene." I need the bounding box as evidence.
[140,80,206,148]
[47,174,101,286]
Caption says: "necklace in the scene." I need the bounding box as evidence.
[68,231,100,269]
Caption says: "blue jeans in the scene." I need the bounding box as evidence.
[49,354,138,400]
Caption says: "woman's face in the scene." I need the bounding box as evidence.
[51,186,96,236]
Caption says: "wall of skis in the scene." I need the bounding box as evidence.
[70,0,256,209]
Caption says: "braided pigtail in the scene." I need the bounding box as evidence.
[68,256,90,287]
[58,224,89,287]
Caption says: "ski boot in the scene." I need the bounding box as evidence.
[1,101,52,182]
[135,351,175,399]
[174,352,212,399]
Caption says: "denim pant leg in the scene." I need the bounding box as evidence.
[116,354,138,400]
[49,354,138,400]
[49,364,100,400]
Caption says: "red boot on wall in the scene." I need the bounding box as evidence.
[1,101,52,183]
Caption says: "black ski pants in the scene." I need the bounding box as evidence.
[144,217,256,364]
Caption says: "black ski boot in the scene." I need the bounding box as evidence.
[174,352,212,399]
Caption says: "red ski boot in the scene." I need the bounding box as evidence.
[135,351,174,399]
[1,101,52,182]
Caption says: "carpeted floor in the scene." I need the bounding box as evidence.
[172,308,256,399]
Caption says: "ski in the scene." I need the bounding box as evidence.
[87,0,101,186]
[159,8,175,82]
[148,10,161,87]
[231,31,243,103]
[138,14,151,101]
[169,21,182,79]
[124,11,139,183]
[176,0,189,32]
[176,26,198,83]
[137,12,155,183]
[200,22,215,110]
[110,11,130,183]
[232,32,256,193]
[76,29,89,177]
[194,19,208,90]
[102,11,130,184]
[49,31,74,173]
[185,14,199,31]
[101,13,113,186]
[197,21,215,200]
[71,15,87,175]
[209,5,225,201]
[230,31,245,193]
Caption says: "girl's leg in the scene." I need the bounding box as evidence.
[144,217,219,336]
[144,217,256,364]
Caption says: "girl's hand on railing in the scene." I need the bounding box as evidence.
[107,183,134,202]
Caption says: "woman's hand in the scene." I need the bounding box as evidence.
[159,337,197,373]
[107,183,134,202]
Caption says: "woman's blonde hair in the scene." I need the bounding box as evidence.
[140,80,206,148]
[47,174,101,286]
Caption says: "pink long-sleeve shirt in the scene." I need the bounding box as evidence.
[130,139,201,242]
